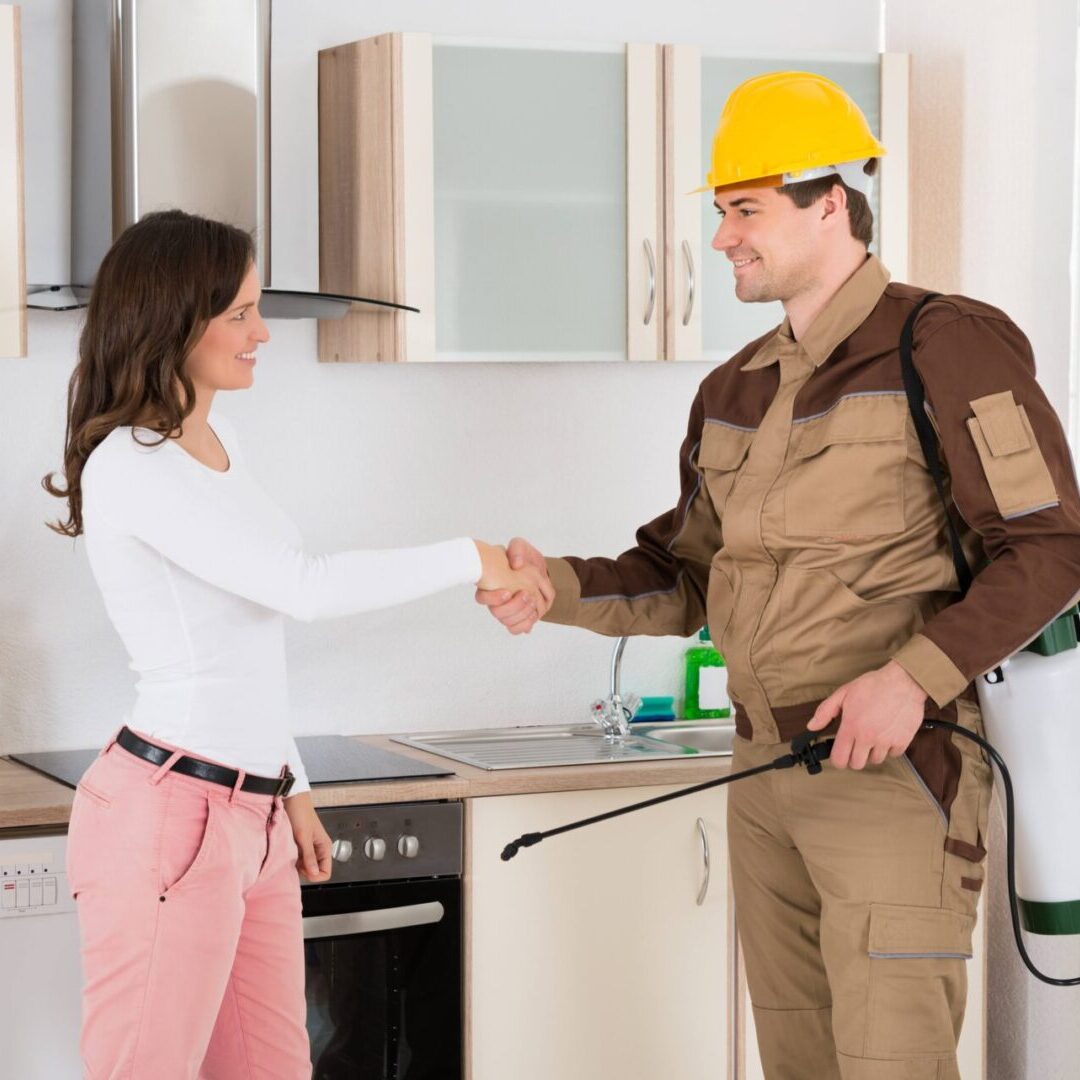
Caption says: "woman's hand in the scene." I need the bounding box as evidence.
[474,541,554,616]
[283,791,333,882]
[475,537,554,635]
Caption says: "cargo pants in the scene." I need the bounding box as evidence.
[729,699,993,1079]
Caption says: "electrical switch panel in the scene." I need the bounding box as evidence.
[0,849,76,917]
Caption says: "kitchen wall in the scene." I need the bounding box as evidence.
[884,3,1080,1076]
[2,3,1078,1077]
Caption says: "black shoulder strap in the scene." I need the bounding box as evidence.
[898,292,975,597]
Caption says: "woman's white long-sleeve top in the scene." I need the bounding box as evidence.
[80,415,482,794]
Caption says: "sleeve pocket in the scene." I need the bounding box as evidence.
[966,391,1058,519]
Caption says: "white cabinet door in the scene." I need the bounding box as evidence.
[468,784,733,1080]
[666,50,909,364]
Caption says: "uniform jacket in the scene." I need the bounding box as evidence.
[544,255,1080,804]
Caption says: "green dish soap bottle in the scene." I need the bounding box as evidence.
[684,627,730,719]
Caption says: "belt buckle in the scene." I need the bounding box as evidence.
[275,770,295,798]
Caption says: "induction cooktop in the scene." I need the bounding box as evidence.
[10,735,453,790]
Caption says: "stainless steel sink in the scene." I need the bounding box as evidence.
[392,721,735,771]
[632,721,737,754]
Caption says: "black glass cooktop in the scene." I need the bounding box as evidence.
[10,735,452,790]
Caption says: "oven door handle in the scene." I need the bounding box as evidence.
[302,901,445,939]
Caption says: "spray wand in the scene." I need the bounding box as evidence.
[502,721,1079,987]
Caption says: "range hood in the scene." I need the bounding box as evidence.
[45,0,415,320]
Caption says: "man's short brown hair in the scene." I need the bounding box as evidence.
[776,159,879,247]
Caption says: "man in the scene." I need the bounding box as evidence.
[478,71,1080,1078]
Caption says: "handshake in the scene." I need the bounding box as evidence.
[473,538,555,635]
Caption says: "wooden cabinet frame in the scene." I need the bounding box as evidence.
[317,38,908,364]
[0,5,26,359]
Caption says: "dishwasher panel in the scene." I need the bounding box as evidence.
[0,830,82,1076]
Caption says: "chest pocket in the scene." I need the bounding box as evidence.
[697,423,754,516]
[784,396,908,537]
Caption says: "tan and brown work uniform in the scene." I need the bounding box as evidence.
[543,256,1080,1079]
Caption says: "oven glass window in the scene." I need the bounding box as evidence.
[304,879,461,1080]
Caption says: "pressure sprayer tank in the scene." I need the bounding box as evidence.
[977,607,1080,934]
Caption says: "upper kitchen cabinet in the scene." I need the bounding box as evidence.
[665,49,909,361]
[317,35,663,363]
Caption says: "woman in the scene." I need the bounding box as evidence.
[44,209,549,1078]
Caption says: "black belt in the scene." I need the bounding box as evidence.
[116,726,295,798]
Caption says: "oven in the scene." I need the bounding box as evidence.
[302,801,463,1080]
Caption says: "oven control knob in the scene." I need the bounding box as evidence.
[397,835,421,859]
[363,837,386,861]
[330,839,354,864]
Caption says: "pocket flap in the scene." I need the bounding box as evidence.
[698,423,754,471]
[792,396,907,461]
[868,903,974,959]
[970,391,1030,456]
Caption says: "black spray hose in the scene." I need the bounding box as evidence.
[502,721,1079,987]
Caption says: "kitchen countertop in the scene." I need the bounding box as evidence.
[0,733,735,831]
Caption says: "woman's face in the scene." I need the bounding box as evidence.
[184,263,269,394]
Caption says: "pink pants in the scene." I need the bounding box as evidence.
[65,730,312,1079]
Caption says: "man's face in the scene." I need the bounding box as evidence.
[711,185,822,305]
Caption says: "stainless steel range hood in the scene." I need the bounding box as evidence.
[54,0,416,320]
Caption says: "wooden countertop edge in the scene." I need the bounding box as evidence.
[0,732,734,830]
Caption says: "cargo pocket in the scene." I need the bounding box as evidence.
[697,423,753,515]
[785,396,907,537]
[866,902,973,1056]
[967,391,1058,519]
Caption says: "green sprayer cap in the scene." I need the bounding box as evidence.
[699,626,711,643]
[1023,606,1080,657]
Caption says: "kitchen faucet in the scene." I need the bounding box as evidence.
[589,636,641,740]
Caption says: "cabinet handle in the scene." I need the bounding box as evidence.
[682,239,696,327]
[696,817,710,906]
[643,238,656,326]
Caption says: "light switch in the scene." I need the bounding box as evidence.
[43,877,57,906]
[1,881,15,910]
[28,879,42,907]
[16,879,29,908]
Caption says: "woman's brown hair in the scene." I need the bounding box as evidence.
[43,209,254,537]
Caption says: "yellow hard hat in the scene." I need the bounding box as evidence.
[697,71,886,194]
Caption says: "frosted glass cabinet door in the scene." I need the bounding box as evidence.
[432,40,634,361]
[680,53,903,363]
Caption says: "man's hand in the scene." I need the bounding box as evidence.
[805,660,928,770]
[474,537,554,635]
[284,791,333,882]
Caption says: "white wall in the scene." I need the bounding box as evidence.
[1,0,879,757]
[884,2,1080,1077]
